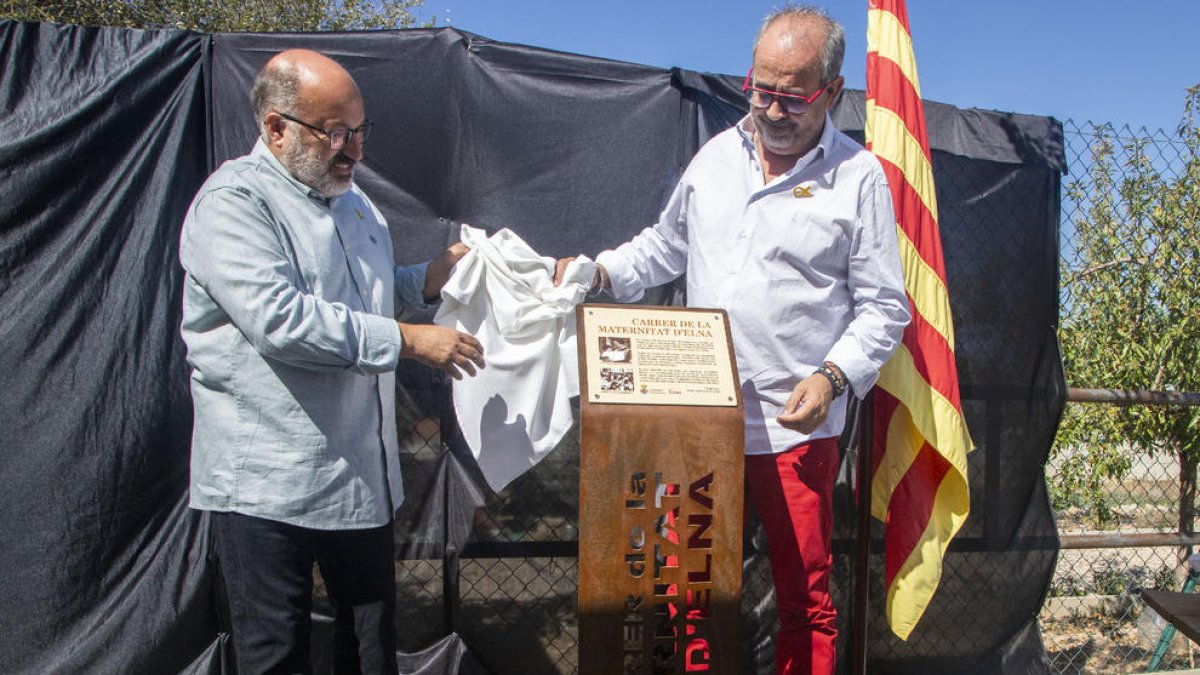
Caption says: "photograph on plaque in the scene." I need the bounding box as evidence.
[599,367,635,392]
[581,306,738,407]
[598,337,633,363]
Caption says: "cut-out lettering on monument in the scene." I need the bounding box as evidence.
[620,469,716,673]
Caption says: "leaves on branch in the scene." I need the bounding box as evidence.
[1054,86,1200,526]
[0,0,433,32]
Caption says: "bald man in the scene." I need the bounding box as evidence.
[179,49,484,673]
[556,7,909,674]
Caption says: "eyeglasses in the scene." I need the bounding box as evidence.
[276,111,373,150]
[741,70,830,116]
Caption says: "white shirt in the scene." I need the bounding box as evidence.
[435,225,595,491]
[596,115,910,455]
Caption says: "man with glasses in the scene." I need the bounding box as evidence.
[179,49,485,674]
[555,7,909,674]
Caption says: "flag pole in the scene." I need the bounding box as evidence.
[852,395,874,675]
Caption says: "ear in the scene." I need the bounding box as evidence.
[263,112,288,148]
[826,76,845,105]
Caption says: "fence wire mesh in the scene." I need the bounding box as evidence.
[389,369,585,675]
[1044,119,1197,674]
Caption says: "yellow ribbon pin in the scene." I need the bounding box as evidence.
[793,184,814,198]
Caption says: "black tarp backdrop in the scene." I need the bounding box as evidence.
[0,21,221,675]
[0,21,1065,675]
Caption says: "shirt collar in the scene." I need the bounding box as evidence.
[737,112,838,176]
[252,138,335,206]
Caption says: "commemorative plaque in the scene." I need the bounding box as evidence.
[577,304,743,675]
[581,305,738,407]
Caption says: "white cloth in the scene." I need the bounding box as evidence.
[596,114,911,455]
[435,225,596,491]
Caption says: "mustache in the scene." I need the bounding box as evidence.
[757,117,795,129]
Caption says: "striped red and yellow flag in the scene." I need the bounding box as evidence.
[864,0,974,640]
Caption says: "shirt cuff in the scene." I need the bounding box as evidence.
[395,261,435,310]
[595,250,645,303]
[357,312,403,373]
[824,340,878,399]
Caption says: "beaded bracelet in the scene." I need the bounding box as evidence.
[814,361,847,398]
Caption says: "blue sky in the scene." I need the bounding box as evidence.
[417,1,1198,134]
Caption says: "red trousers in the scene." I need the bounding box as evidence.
[745,437,840,675]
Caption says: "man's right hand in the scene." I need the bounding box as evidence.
[398,323,485,380]
[553,257,606,290]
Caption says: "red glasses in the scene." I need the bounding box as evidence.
[741,70,830,115]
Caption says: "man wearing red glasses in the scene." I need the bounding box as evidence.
[557,6,909,674]
[180,49,485,673]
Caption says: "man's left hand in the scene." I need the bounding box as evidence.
[777,373,834,434]
[423,242,471,302]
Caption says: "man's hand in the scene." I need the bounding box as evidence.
[423,242,471,302]
[777,373,834,434]
[553,257,605,290]
[552,257,576,287]
[398,322,485,380]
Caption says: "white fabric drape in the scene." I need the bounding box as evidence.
[434,224,596,491]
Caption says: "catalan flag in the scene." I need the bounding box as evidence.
[864,0,974,640]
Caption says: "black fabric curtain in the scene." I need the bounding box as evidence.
[0,22,1065,675]
[0,20,216,674]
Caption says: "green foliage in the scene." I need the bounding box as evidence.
[1049,441,1131,525]
[1053,86,1200,526]
[1092,567,1129,597]
[0,0,432,32]
[1153,563,1181,591]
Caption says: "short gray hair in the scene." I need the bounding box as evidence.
[753,5,845,83]
[250,60,301,141]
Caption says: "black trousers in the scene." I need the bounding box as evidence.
[211,511,398,675]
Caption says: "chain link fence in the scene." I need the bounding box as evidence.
[1043,120,1198,674]
[390,363,584,675]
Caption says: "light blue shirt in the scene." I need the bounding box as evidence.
[597,115,911,454]
[180,140,429,529]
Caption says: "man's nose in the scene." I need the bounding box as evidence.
[341,136,364,160]
[766,97,790,121]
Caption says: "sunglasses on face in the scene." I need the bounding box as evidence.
[741,70,831,116]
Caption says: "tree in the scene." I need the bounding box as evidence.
[1056,86,1200,536]
[0,0,431,32]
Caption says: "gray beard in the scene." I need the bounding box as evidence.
[283,141,352,198]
